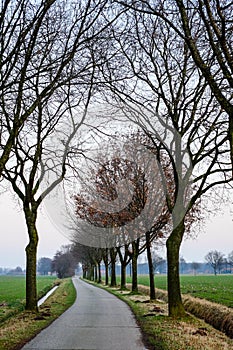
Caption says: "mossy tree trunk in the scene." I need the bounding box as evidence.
[120,263,127,290]
[110,248,117,287]
[97,262,102,283]
[166,218,186,317]
[103,248,109,285]
[131,239,140,293]
[229,115,233,176]
[104,261,109,285]
[94,265,98,282]
[117,245,130,290]
[24,204,39,312]
[146,232,156,300]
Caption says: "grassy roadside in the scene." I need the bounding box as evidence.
[84,280,233,350]
[134,275,233,308]
[0,278,76,350]
[0,276,58,324]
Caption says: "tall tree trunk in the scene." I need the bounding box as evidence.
[103,248,109,285]
[24,206,38,312]
[120,263,127,290]
[94,265,98,282]
[82,265,87,279]
[166,219,186,317]
[104,261,109,285]
[146,232,156,300]
[110,248,117,287]
[117,245,130,290]
[131,240,139,293]
[87,265,94,280]
[229,115,233,176]
[98,262,102,283]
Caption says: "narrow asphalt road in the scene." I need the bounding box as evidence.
[22,277,148,350]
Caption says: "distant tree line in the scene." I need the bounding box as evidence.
[0,249,233,278]
[36,244,233,292]
[0,266,25,275]
[1,248,232,279]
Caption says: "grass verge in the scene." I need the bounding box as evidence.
[0,276,57,324]
[0,278,76,350]
[128,275,233,308]
[84,280,233,350]
[136,284,233,339]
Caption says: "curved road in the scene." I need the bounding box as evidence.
[22,277,147,350]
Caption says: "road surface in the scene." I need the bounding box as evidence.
[22,277,147,350]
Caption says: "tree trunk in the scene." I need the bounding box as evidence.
[82,266,87,279]
[131,240,139,293]
[94,265,98,282]
[146,232,156,300]
[229,115,233,176]
[104,261,109,285]
[110,248,117,287]
[103,248,109,285]
[24,206,39,312]
[98,262,102,283]
[87,265,94,280]
[120,263,127,290]
[117,245,130,290]
[166,219,186,317]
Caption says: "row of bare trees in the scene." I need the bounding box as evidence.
[0,1,232,317]
[0,0,125,311]
[72,239,165,300]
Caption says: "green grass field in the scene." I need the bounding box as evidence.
[0,275,57,322]
[124,274,233,308]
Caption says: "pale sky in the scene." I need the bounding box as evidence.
[0,190,232,269]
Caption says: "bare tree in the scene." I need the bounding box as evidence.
[37,257,52,276]
[73,131,171,297]
[1,0,123,311]
[152,254,165,274]
[191,262,200,276]
[52,245,76,279]
[205,250,225,275]
[0,0,55,175]
[117,244,131,290]
[116,0,233,171]
[228,250,233,270]
[72,243,103,282]
[101,9,231,316]
[174,0,233,170]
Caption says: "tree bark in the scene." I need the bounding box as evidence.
[146,232,156,300]
[120,263,127,290]
[24,206,39,312]
[82,265,87,279]
[131,240,139,293]
[104,261,109,285]
[94,265,98,282]
[98,262,102,283]
[87,265,94,280]
[229,114,233,176]
[102,248,109,285]
[117,245,130,290]
[110,248,117,287]
[166,219,186,317]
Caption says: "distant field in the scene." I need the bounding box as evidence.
[0,275,57,322]
[124,274,233,308]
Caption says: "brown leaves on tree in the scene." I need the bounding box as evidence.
[74,157,148,228]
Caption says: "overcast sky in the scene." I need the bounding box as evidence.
[0,189,232,269]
